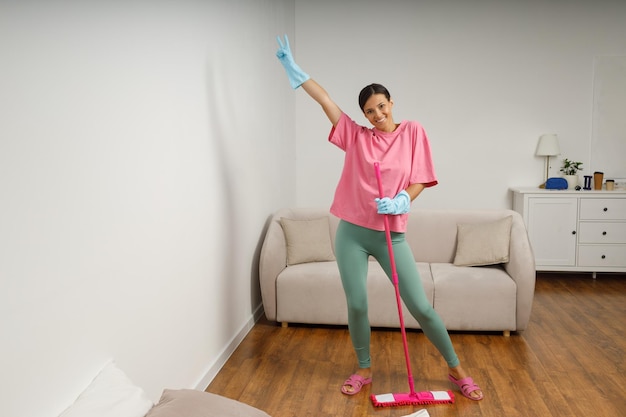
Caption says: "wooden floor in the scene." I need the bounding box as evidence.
[207,272,626,417]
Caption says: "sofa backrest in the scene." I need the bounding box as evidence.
[266,207,524,264]
[406,209,523,263]
[264,207,340,254]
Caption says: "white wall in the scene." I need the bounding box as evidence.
[0,1,295,416]
[294,0,626,209]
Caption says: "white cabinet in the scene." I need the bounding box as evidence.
[511,188,626,275]
[526,197,578,266]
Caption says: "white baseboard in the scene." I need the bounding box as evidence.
[194,303,265,391]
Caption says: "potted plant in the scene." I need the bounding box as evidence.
[560,158,583,189]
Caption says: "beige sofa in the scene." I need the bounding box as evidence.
[259,208,536,336]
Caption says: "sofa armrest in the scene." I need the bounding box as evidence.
[259,214,288,321]
[504,211,536,331]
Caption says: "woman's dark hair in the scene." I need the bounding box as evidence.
[358,83,391,111]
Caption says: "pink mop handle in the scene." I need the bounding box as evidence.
[374,162,416,396]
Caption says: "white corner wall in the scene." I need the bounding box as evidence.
[294,0,626,209]
[0,1,295,416]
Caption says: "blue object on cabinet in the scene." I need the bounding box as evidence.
[545,177,568,190]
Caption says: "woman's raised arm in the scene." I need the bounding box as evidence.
[276,35,342,127]
[301,79,342,127]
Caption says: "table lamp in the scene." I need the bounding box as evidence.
[536,134,560,186]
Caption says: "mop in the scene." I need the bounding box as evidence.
[370,162,455,407]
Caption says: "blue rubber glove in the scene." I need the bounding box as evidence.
[276,34,310,89]
[375,190,411,215]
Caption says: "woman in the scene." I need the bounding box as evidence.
[275,35,483,401]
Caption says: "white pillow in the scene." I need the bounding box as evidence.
[145,389,271,417]
[58,361,153,417]
[453,216,513,267]
[280,217,336,265]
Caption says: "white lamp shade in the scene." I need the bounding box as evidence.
[536,134,561,156]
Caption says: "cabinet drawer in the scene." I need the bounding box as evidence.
[578,222,626,244]
[579,198,626,220]
[578,245,626,267]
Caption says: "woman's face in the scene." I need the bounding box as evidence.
[362,93,394,131]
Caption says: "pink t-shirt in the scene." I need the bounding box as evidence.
[328,112,437,232]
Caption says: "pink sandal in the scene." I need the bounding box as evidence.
[341,374,372,395]
[448,374,484,401]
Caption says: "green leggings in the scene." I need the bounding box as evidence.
[335,220,460,369]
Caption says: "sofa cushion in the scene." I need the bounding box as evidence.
[145,389,271,417]
[275,261,433,329]
[276,262,347,324]
[431,263,516,331]
[453,216,512,267]
[280,217,335,265]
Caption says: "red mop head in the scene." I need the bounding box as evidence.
[370,390,455,407]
